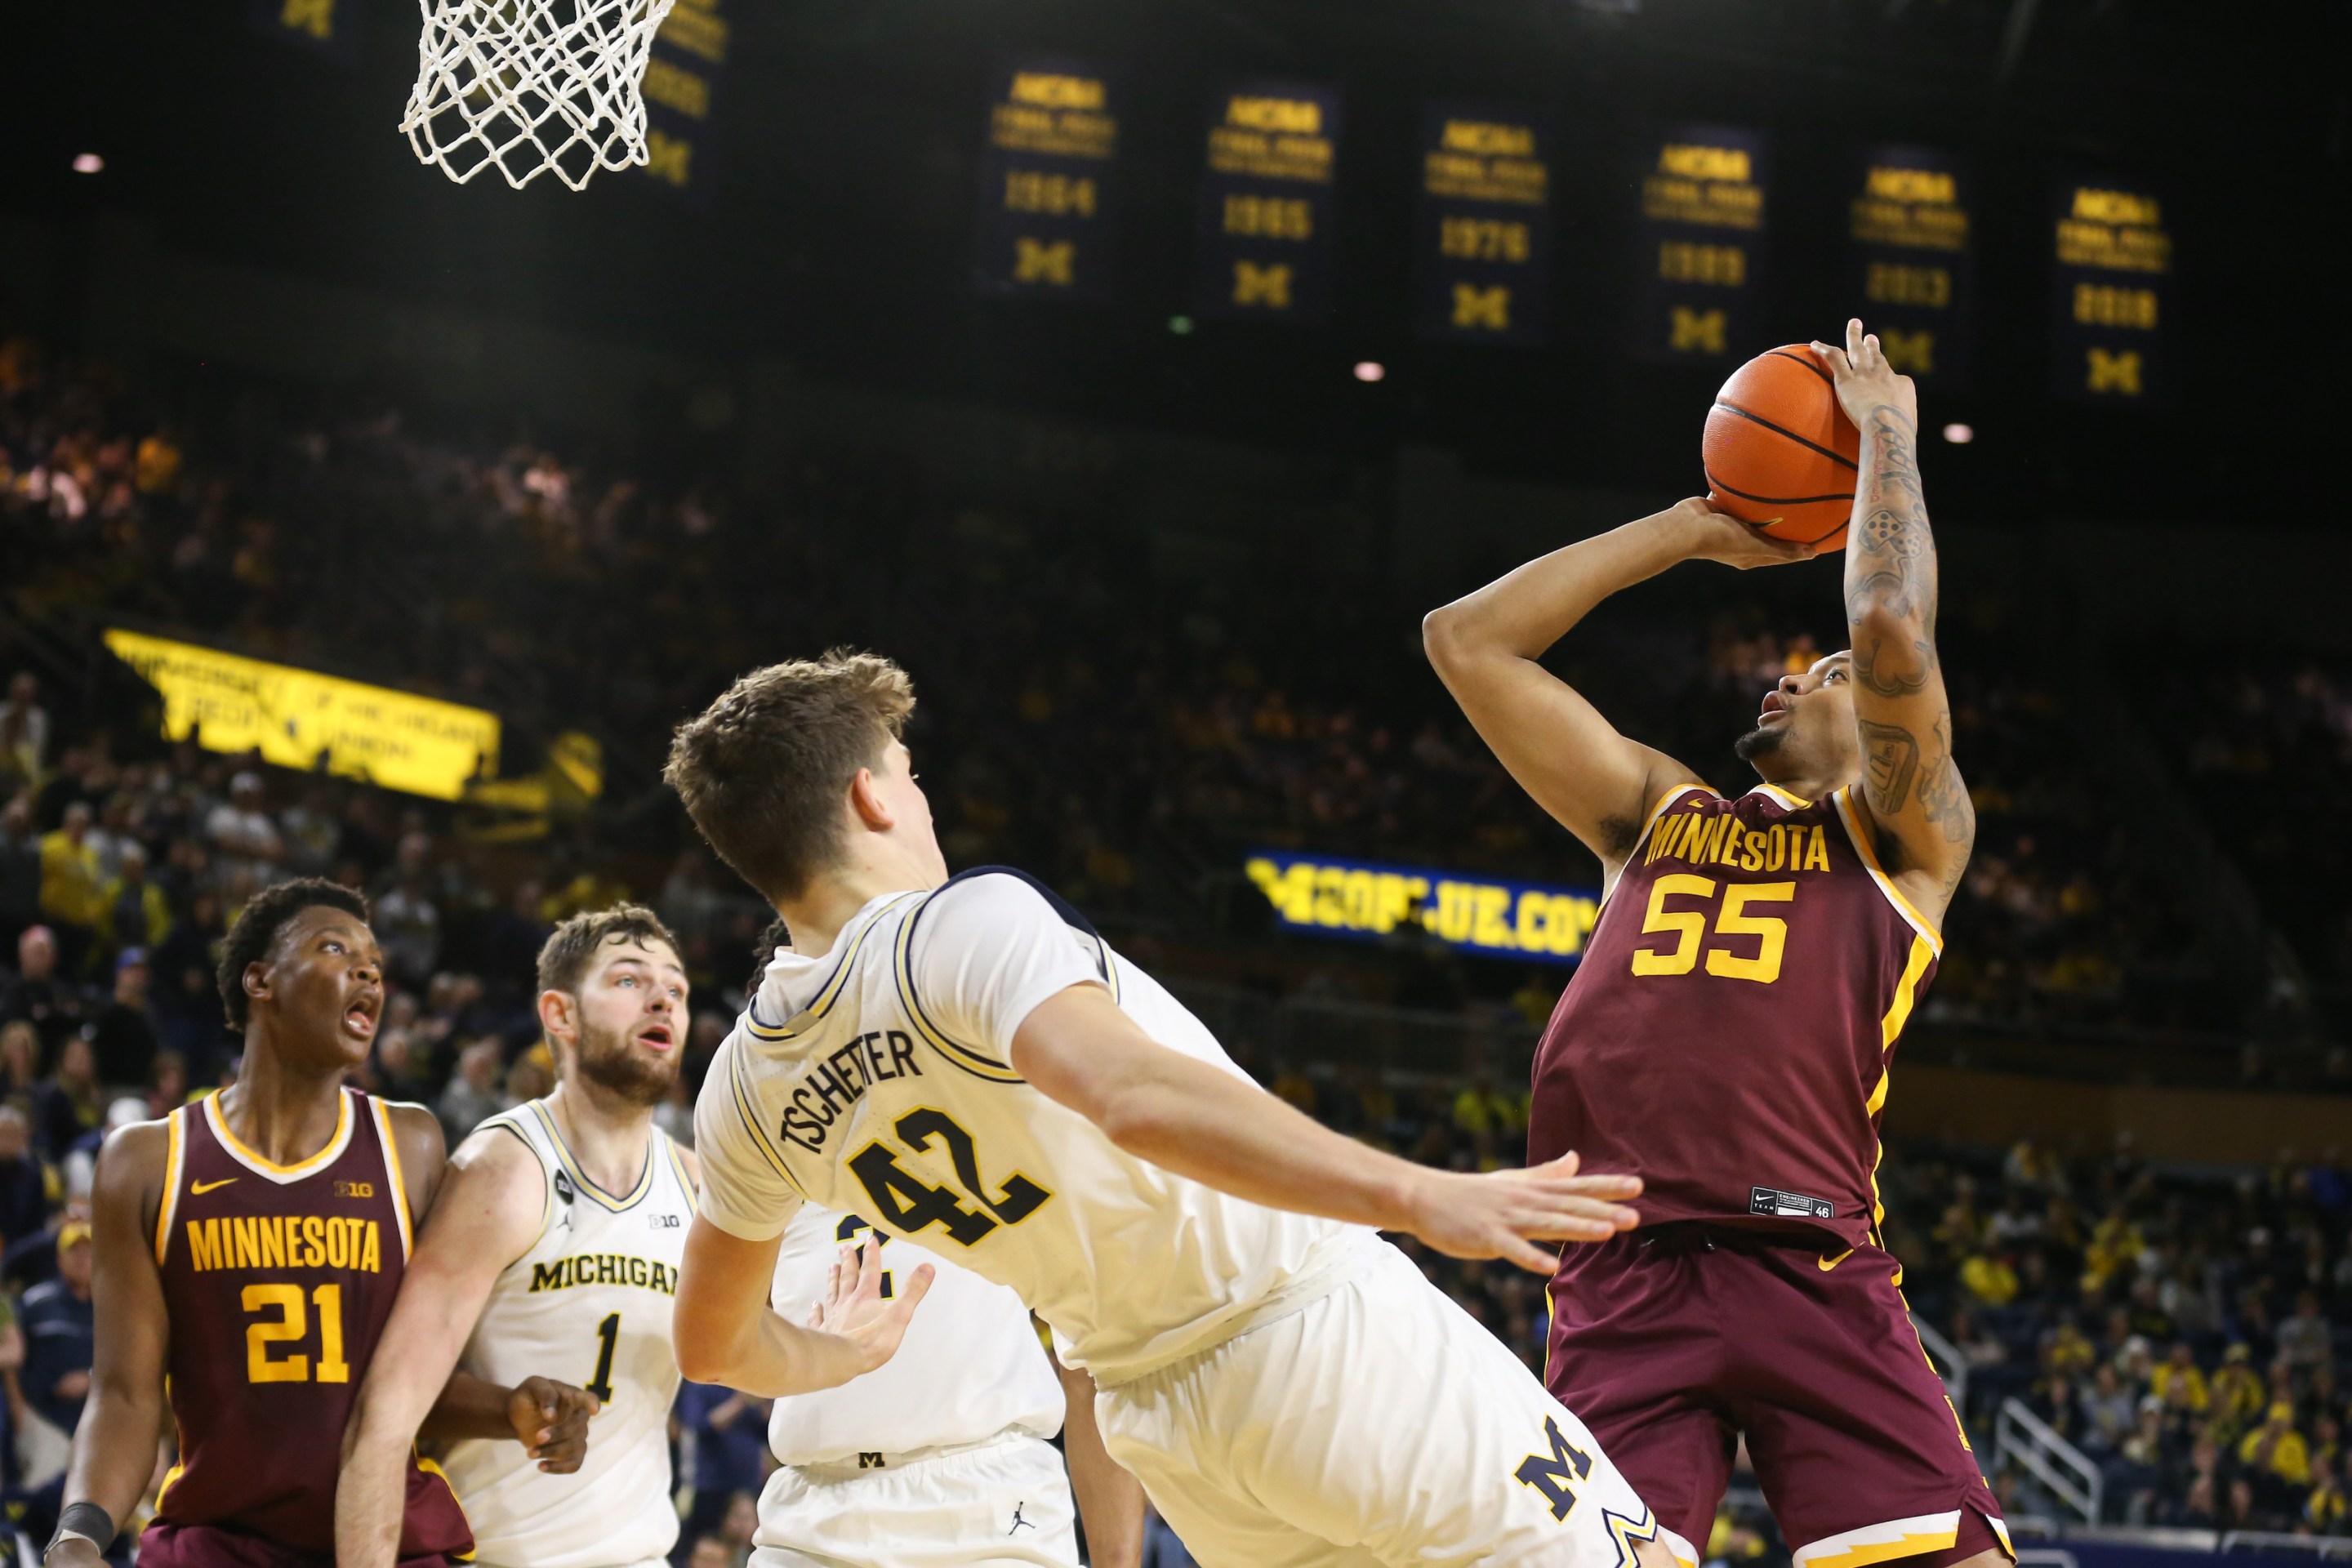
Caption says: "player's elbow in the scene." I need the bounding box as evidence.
[671,1302,734,1385]
[1846,593,1927,642]
[1420,602,1472,669]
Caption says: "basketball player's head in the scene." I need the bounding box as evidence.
[536,904,687,1107]
[218,878,381,1070]
[664,649,946,908]
[1732,649,1863,785]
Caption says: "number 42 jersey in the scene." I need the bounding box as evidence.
[696,867,1370,1386]
[437,1101,697,1568]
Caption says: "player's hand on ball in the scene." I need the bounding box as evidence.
[510,1375,600,1473]
[1403,1150,1642,1276]
[1811,318,1918,430]
[1664,497,1815,570]
[813,1235,935,1374]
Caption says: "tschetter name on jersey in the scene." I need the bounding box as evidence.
[776,1029,924,1152]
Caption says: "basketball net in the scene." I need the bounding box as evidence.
[401,0,677,190]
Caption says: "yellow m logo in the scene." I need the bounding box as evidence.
[644,130,693,187]
[1669,307,1726,354]
[1880,329,1935,373]
[280,0,334,38]
[1233,261,1293,309]
[1451,283,1512,332]
[2086,347,2142,394]
[1014,238,1076,286]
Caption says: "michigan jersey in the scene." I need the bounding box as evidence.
[436,1101,695,1568]
[765,1201,1062,1466]
[695,867,1373,1383]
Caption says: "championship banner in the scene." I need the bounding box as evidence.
[105,629,500,802]
[1196,81,1343,325]
[1631,124,1769,363]
[1245,850,1601,968]
[2049,174,2174,406]
[974,59,1119,301]
[247,0,363,65]
[1844,146,1973,384]
[1414,103,1553,347]
[638,0,728,198]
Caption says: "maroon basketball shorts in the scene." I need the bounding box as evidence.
[138,1522,462,1568]
[1548,1226,2012,1568]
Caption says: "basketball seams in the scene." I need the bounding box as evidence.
[1766,349,1835,389]
[1708,399,1860,472]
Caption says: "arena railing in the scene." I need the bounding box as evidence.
[1910,1313,1970,1414]
[1998,1396,2104,1526]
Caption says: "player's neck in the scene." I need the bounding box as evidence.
[541,1079,656,1197]
[777,853,939,958]
[219,1031,350,1166]
[1753,761,1858,805]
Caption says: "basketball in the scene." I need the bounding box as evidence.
[1703,345,1860,550]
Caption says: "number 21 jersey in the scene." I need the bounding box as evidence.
[1532,783,1942,1250]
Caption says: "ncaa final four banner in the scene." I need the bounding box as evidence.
[636,0,729,199]
[2049,173,2174,407]
[1844,145,1974,385]
[974,59,1120,301]
[1196,81,1343,325]
[1414,103,1554,347]
[1630,124,1769,363]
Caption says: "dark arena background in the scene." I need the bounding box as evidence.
[4,0,2350,1563]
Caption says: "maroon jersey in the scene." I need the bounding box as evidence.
[1531,783,1941,1250]
[149,1087,472,1560]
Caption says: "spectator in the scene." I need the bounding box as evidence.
[0,1105,48,1249]
[3,926,86,1054]
[145,1050,187,1120]
[18,1216,93,1433]
[0,795,42,951]
[0,1020,39,1114]
[2240,1401,2314,1487]
[674,1383,768,1558]
[35,803,101,972]
[2080,1363,2138,1453]
[89,947,158,1089]
[435,1036,506,1144]
[2311,1450,2348,1533]
[2212,1342,2267,1437]
[2281,1290,2336,1383]
[2150,1341,2211,1414]
[375,875,442,988]
[96,842,171,957]
[33,1036,101,1165]
[684,1538,732,1568]
[204,770,283,876]
[0,674,47,791]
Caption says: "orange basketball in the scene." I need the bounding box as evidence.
[1703,345,1860,550]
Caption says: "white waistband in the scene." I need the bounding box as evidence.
[787,1430,1040,1481]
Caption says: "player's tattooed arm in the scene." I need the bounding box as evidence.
[1816,318,1973,915]
[49,1125,173,1568]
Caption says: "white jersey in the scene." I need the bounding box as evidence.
[695,869,1373,1383]
[438,1100,695,1568]
[766,1202,1062,1465]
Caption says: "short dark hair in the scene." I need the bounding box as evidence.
[665,649,916,901]
[217,878,372,1029]
[536,902,682,997]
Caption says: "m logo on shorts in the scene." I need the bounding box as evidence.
[1514,1416,1592,1521]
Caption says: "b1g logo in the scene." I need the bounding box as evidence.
[335,1180,376,1199]
[648,1213,681,1229]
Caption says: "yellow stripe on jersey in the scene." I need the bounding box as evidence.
[527,1099,657,1211]
[1830,787,1944,956]
[1879,933,1936,1050]
[154,1107,187,1267]
[206,1086,354,1179]
[728,1042,813,1199]
[373,1097,414,1262]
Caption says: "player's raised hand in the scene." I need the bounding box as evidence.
[509,1375,600,1473]
[1811,318,1918,430]
[812,1236,936,1374]
[1664,496,1818,571]
[1400,1150,1642,1276]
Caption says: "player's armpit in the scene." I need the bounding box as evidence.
[57,1122,175,1547]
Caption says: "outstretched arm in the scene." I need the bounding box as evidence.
[673,1223,932,1393]
[1012,984,1642,1276]
[47,1125,172,1568]
[338,1127,601,1568]
[1815,318,1974,916]
[1423,498,1812,885]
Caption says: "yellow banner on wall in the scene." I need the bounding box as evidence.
[105,629,500,801]
[1245,849,1599,966]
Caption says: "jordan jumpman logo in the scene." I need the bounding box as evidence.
[1009,1503,1034,1535]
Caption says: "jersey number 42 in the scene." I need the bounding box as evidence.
[848,1109,1053,1248]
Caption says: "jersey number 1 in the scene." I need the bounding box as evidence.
[586,1312,620,1404]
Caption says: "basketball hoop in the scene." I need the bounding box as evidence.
[401,0,677,191]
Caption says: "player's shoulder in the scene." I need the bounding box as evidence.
[376,1096,449,1159]
[915,865,1100,943]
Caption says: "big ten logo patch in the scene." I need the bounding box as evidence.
[335,1180,376,1199]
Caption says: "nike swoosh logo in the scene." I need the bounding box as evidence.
[192,1178,238,1195]
[1818,1249,1854,1272]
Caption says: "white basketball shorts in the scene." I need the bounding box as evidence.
[1095,1241,1661,1568]
[752,1432,1079,1568]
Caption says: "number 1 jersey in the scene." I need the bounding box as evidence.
[1532,783,1943,1250]
[694,867,1371,1385]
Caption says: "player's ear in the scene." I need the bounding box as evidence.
[537,987,579,1046]
[243,960,271,1011]
[846,767,895,831]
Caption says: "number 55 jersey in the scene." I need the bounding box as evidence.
[438,1102,697,1568]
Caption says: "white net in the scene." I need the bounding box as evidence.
[401,0,678,191]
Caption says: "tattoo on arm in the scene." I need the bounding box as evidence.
[1859,719,1918,810]
[1844,408,1941,692]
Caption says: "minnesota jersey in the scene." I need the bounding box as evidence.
[696,867,1372,1383]
[149,1087,472,1558]
[436,1101,694,1568]
[765,1201,1062,1466]
[1533,783,1941,1250]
